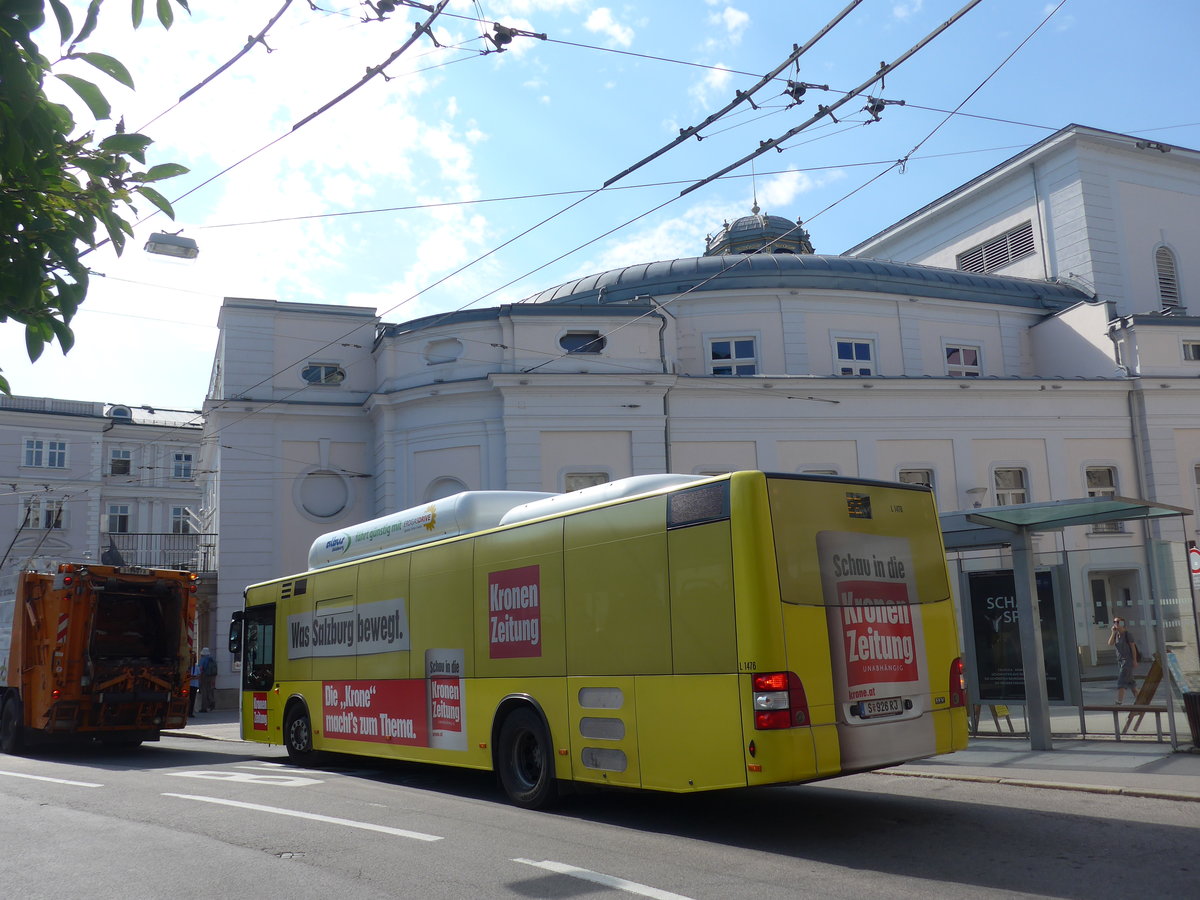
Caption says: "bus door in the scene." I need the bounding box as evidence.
[232,604,276,738]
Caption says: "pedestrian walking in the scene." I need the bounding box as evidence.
[188,655,200,717]
[1107,616,1140,704]
[199,647,218,712]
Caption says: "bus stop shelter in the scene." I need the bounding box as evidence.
[939,496,1191,750]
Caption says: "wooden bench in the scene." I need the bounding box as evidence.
[1080,704,1168,741]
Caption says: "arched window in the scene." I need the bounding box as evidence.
[425,477,468,502]
[1155,246,1181,308]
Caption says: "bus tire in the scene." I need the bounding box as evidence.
[1,697,24,755]
[497,707,557,810]
[283,703,317,765]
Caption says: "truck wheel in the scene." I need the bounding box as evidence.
[1,698,24,755]
[284,704,317,765]
[497,707,557,810]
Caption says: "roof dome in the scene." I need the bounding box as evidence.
[704,204,814,256]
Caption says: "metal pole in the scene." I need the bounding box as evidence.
[1013,526,1053,750]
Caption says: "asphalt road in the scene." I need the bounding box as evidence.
[0,736,1193,899]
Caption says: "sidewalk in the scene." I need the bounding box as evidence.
[166,707,1200,802]
[889,737,1200,802]
[167,707,243,743]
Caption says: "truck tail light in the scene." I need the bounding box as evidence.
[949,657,966,708]
[752,671,810,729]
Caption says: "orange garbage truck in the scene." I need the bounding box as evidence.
[0,563,198,752]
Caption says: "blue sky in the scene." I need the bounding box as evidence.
[5,0,1198,410]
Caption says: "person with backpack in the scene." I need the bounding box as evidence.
[199,647,218,712]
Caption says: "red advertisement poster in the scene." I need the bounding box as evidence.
[252,692,268,731]
[321,680,429,746]
[837,580,919,688]
[488,565,541,659]
[426,648,467,751]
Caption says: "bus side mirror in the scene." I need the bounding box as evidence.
[229,611,244,656]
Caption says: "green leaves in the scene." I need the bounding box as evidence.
[74,52,135,89]
[54,73,111,119]
[135,185,176,218]
[1,0,194,391]
[48,0,73,42]
[136,162,189,182]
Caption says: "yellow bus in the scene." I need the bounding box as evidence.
[229,471,967,808]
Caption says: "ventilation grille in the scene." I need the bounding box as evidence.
[1156,246,1180,307]
[957,221,1036,273]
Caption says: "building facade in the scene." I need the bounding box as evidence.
[202,125,1200,708]
[0,396,207,572]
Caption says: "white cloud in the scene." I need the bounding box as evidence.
[709,7,750,44]
[892,1,924,20]
[759,169,819,209]
[576,201,732,274]
[584,8,635,47]
[689,64,733,107]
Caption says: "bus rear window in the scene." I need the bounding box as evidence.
[667,482,730,529]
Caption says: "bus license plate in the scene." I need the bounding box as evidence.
[861,697,903,718]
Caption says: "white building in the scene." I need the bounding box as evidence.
[0,396,206,573]
[203,125,1200,709]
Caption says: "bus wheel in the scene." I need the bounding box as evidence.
[284,704,317,765]
[497,707,557,810]
[0,697,24,755]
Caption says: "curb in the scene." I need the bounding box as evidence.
[163,729,243,743]
[883,768,1200,803]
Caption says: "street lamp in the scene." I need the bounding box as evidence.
[144,231,199,259]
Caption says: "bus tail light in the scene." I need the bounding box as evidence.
[752,671,810,729]
[949,657,966,708]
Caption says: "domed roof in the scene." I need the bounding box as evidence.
[705,204,814,256]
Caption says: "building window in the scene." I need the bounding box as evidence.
[1155,246,1180,309]
[1183,341,1200,362]
[107,504,131,534]
[1086,467,1122,533]
[801,468,839,476]
[835,338,875,376]
[110,448,132,475]
[560,332,607,354]
[23,439,67,468]
[945,344,981,377]
[564,472,610,492]
[993,468,1028,505]
[171,506,193,534]
[301,363,345,385]
[956,221,1035,273]
[173,452,194,479]
[22,497,65,530]
[898,468,935,489]
[708,337,757,375]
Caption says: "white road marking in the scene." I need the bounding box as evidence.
[513,858,695,900]
[235,763,329,775]
[0,769,102,788]
[167,770,323,786]
[163,793,443,841]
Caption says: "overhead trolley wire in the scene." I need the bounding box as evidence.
[680,0,986,197]
[138,0,299,132]
[603,0,863,187]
